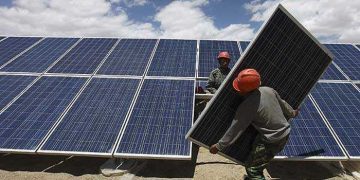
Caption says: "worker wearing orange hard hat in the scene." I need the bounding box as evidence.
[209,68,299,180]
[206,51,231,94]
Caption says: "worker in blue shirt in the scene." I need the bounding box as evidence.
[209,68,299,180]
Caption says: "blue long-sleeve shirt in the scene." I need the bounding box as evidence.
[215,87,296,151]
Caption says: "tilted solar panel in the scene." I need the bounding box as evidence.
[147,39,196,77]
[198,40,240,78]
[0,37,4,41]
[48,38,117,74]
[1,38,79,73]
[115,79,194,159]
[320,63,347,80]
[0,37,41,66]
[0,75,36,110]
[97,39,157,76]
[187,5,333,163]
[325,44,360,80]
[311,83,360,158]
[276,96,346,159]
[0,76,86,152]
[39,78,140,156]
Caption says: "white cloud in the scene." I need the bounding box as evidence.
[244,0,360,43]
[111,0,148,7]
[154,0,255,40]
[0,0,158,37]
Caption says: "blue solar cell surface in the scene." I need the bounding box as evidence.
[325,44,360,80]
[197,80,207,90]
[0,75,36,110]
[311,83,360,157]
[0,37,4,41]
[116,79,194,157]
[198,40,241,78]
[147,39,196,77]
[0,77,85,151]
[40,78,140,153]
[48,38,117,74]
[320,63,347,80]
[97,39,157,76]
[1,38,78,73]
[239,41,250,52]
[0,37,41,66]
[277,96,345,158]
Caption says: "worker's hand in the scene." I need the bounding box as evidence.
[209,144,219,154]
[293,109,300,117]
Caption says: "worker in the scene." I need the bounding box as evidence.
[209,69,299,180]
[206,51,231,94]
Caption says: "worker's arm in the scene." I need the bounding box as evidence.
[206,71,217,94]
[273,89,297,119]
[212,97,256,152]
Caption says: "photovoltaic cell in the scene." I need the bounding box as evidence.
[97,39,157,76]
[40,78,140,154]
[115,79,194,158]
[0,77,86,151]
[1,38,78,73]
[187,5,333,163]
[311,83,360,157]
[198,40,241,78]
[325,44,360,80]
[0,75,36,110]
[147,39,196,77]
[0,37,41,66]
[320,63,347,80]
[0,37,4,41]
[277,96,345,158]
[239,41,250,52]
[48,38,117,74]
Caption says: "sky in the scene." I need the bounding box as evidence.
[0,0,359,43]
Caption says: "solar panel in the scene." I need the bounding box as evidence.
[0,37,4,41]
[0,76,86,152]
[39,78,140,155]
[320,63,347,80]
[276,96,346,159]
[187,5,334,163]
[196,80,208,90]
[1,38,79,73]
[0,75,36,110]
[0,37,41,66]
[198,40,241,78]
[115,79,194,159]
[147,39,196,77]
[97,39,157,76]
[325,44,360,80]
[48,38,117,74]
[311,83,360,158]
[239,41,250,52]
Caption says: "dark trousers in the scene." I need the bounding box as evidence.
[244,135,289,180]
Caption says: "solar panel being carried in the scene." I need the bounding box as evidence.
[0,37,41,66]
[147,39,196,77]
[325,44,360,80]
[187,4,334,163]
[311,83,360,158]
[1,38,79,73]
[39,78,140,156]
[48,38,117,74]
[115,79,194,159]
[97,39,157,76]
[198,40,241,78]
[276,96,346,159]
[0,76,86,152]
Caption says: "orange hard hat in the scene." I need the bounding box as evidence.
[217,51,230,60]
[232,69,261,93]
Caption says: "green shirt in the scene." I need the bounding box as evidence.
[206,67,230,94]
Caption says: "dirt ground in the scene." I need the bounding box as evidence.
[0,146,358,179]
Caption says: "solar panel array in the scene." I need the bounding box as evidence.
[0,6,359,162]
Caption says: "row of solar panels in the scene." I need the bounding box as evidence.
[1,37,359,81]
